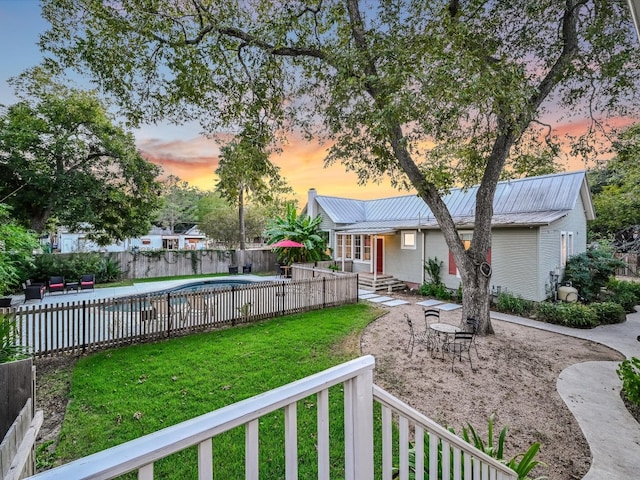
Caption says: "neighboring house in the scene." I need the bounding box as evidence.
[57,225,207,253]
[303,170,595,301]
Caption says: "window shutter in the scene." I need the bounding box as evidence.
[448,250,456,275]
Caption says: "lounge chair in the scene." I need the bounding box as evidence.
[80,274,95,291]
[24,280,46,302]
[48,276,65,295]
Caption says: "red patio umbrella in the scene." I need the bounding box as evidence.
[270,239,305,248]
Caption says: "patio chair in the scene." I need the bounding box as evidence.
[80,274,95,291]
[423,308,440,351]
[443,331,475,372]
[170,297,192,326]
[24,280,46,302]
[465,317,480,358]
[48,276,65,295]
[405,313,429,357]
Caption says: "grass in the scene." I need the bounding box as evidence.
[55,303,385,478]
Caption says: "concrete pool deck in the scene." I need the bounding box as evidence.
[14,274,283,309]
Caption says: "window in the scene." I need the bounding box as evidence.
[363,235,371,260]
[336,235,343,258]
[448,232,490,277]
[401,231,416,249]
[354,235,362,259]
[345,235,353,259]
[561,231,574,267]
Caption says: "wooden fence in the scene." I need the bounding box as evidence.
[614,252,639,277]
[2,275,359,358]
[0,359,41,480]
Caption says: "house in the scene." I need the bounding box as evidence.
[56,225,207,253]
[304,170,595,301]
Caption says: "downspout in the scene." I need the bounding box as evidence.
[418,213,425,285]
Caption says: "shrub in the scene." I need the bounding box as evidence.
[424,257,443,285]
[495,291,534,316]
[617,357,640,407]
[0,314,28,363]
[604,278,640,313]
[454,414,546,480]
[590,302,626,325]
[419,282,452,301]
[30,252,122,284]
[535,302,598,329]
[563,248,624,302]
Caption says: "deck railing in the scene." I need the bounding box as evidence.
[27,356,516,480]
[2,275,359,357]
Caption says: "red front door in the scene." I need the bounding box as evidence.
[376,238,384,273]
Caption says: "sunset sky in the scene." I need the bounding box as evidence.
[1,1,635,207]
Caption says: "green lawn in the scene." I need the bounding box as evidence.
[55,303,386,478]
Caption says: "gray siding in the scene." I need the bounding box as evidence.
[383,230,424,284]
[425,231,454,287]
[426,229,541,301]
[539,195,588,290]
[491,228,539,301]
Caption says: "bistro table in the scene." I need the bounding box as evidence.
[65,281,79,293]
[428,323,462,357]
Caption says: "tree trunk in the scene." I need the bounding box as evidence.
[29,210,50,234]
[459,254,494,335]
[238,187,246,251]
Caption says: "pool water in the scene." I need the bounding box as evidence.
[104,279,256,312]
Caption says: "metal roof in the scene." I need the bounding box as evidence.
[316,171,592,229]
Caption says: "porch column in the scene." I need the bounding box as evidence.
[373,235,377,282]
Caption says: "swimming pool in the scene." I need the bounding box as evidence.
[104,279,257,312]
[159,279,255,294]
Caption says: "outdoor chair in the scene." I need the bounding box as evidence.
[48,276,65,295]
[243,263,252,274]
[170,297,192,325]
[443,331,475,372]
[405,313,429,357]
[423,308,440,351]
[24,280,46,302]
[466,317,480,358]
[80,274,95,291]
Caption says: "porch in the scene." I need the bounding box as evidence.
[27,356,516,480]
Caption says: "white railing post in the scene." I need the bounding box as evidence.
[352,369,374,479]
[284,403,298,479]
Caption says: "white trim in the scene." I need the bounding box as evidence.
[401,231,417,250]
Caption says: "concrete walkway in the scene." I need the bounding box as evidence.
[491,310,640,479]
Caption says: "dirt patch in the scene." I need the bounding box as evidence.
[360,296,624,480]
[34,356,76,458]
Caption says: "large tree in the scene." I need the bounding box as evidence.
[588,123,640,240]
[0,88,162,244]
[40,0,640,333]
[215,124,292,250]
[156,175,203,234]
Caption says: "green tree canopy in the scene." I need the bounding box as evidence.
[589,123,640,240]
[40,0,640,333]
[215,124,292,249]
[266,204,329,265]
[0,87,162,244]
[156,175,203,234]
[0,205,40,296]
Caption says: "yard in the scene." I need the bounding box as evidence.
[35,300,624,479]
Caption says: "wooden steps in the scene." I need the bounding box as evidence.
[358,273,406,292]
